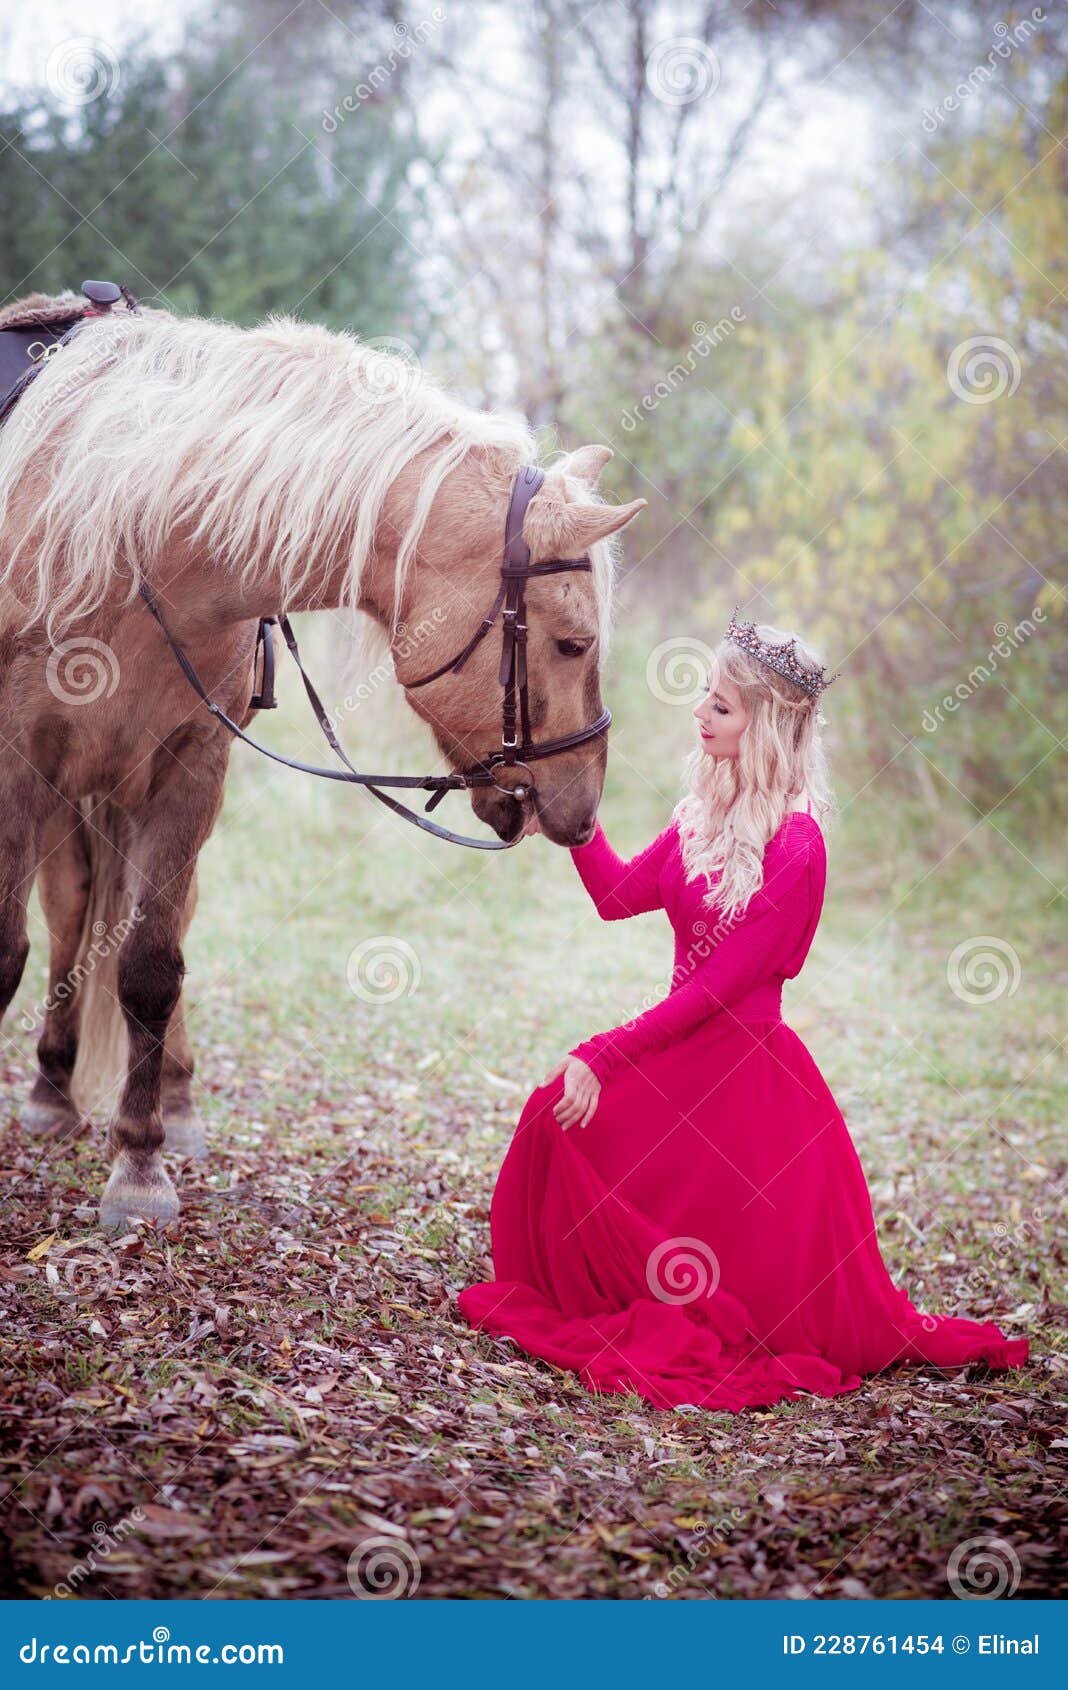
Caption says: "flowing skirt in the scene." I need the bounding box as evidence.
[459,1017,1028,1411]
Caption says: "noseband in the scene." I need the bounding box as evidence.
[403,465,611,808]
[138,465,610,850]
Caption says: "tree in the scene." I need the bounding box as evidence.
[0,25,427,334]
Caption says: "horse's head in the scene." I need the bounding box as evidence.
[394,446,645,846]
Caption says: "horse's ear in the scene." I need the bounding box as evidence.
[526,493,646,560]
[562,445,614,490]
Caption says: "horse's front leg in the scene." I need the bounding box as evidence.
[161,978,207,1159]
[22,807,92,1138]
[99,750,226,1230]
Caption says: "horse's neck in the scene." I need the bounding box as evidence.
[164,521,398,629]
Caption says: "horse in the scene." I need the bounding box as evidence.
[0,290,645,1230]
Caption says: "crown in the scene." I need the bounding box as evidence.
[724,609,841,702]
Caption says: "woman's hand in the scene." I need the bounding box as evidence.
[544,1055,601,1131]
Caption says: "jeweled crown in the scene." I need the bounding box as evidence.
[724,609,840,702]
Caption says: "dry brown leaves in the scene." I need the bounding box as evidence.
[1,1054,1064,1600]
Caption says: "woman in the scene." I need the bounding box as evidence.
[459,613,1029,1411]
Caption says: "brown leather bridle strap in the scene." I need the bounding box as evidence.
[0,289,615,844]
[0,295,612,851]
[135,466,611,850]
[404,465,608,771]
[137,581,512,849]
[403,462,546,699]
[403,581,507,691]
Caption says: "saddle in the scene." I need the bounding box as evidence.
[0,281,132,427]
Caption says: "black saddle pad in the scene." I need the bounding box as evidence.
[0,322,82,408]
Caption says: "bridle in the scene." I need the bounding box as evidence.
[142,464,611,851]
[403,464,611,803]
[0,279,611,850]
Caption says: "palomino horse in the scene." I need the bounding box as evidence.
[0,290,644,1229]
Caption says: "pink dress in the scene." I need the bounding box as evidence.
[459,812,1028,1410]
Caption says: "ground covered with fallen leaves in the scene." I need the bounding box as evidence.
[2,639,1065,1599]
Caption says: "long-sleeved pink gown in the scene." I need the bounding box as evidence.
[458,812,1028,1410]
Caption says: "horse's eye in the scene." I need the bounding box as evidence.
[556,638,591,658]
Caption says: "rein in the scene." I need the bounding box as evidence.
[0,285,611,851]
[137,465,611,850]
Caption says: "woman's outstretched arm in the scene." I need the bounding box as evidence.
[569,820,676,921]
[569,820,824,1080]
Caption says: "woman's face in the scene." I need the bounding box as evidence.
[694,673,749,758]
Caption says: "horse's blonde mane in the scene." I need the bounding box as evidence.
[0,306,540,634]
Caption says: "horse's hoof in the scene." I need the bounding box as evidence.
[99,1156,180,1231]
[163,1110,207,1160]
[18,1097,86,1142]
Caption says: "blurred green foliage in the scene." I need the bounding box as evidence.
[0,31,426,331]
[0,4,1063,852]
[569,106,1067,838]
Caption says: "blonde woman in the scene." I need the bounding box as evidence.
[460,613,1028,1410]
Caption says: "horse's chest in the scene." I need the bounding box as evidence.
[24,704,184,802]
[8,627,244,803]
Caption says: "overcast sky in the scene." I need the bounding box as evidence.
[1,0,182,90]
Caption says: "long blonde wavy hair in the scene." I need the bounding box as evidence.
[674,623,834,920]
